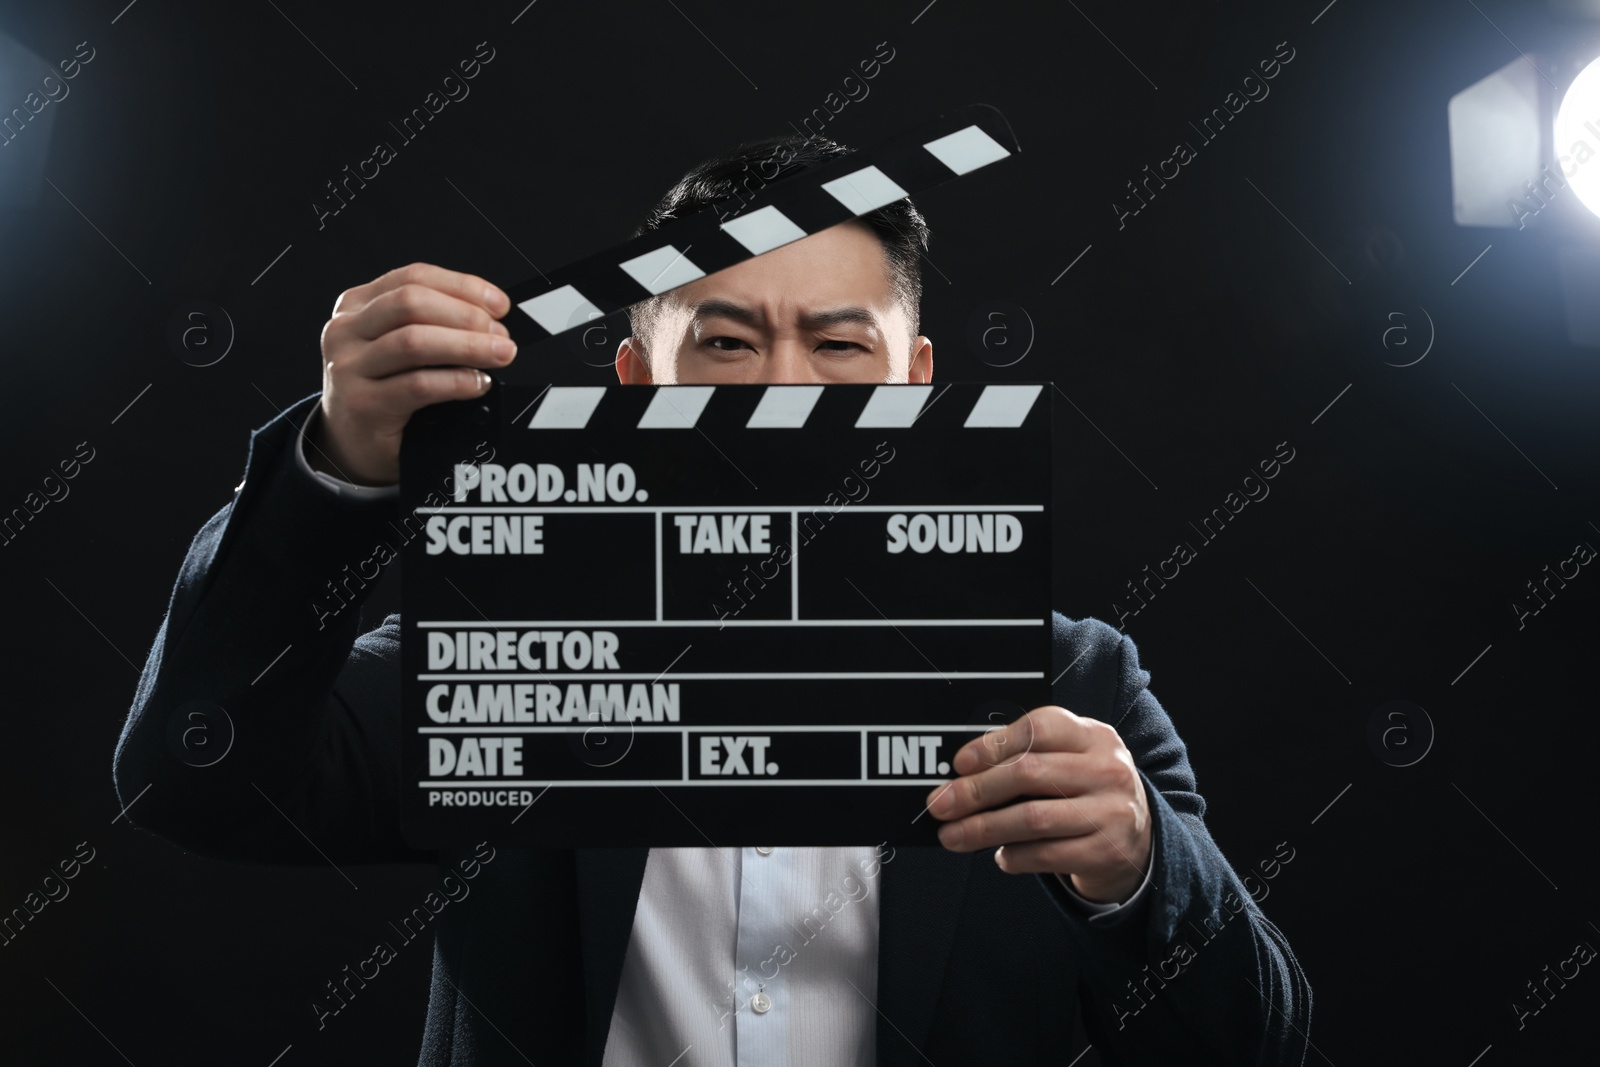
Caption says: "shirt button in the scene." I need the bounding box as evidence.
[755,846,774,855]
[751,992,772,1014]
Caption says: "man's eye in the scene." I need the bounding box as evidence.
[702,337,862,353]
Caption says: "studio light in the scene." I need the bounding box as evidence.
[1554,53,1600,217]
[1447,7,1600,346]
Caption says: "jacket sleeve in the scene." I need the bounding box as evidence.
[111,392,434,868]
[1034,613,1313,1067]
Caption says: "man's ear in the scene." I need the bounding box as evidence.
[616,337,653,385]
[908,335,933,384]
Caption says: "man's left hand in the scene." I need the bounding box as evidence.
[924,705,1152,904]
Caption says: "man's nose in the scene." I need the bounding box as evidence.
[763,342,820,383]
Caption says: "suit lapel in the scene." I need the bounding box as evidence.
[575,846,650,1067]
[875,846,976,1065]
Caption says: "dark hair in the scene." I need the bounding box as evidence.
[624,133,930,355]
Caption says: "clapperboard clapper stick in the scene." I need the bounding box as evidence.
[398,104,1053,848]
[491,102,1021,373]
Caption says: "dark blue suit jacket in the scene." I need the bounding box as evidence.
[113,393,1312,1066]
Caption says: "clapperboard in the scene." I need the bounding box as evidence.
[399,105,1055,848]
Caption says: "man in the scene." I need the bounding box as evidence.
[114,134,1311,1065]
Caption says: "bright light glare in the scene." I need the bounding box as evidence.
[1555,55,1600,219]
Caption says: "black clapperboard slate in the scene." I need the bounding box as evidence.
[398,104,1055,848]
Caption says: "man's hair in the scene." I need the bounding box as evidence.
[624,133,930,359]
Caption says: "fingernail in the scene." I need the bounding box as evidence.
[490,320,509,336]
[477,370,490,389]
[493,338,516,359]
[484,285,507,313]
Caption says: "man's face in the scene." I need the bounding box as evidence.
[614,220,933,386]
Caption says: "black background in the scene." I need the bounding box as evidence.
[1,0,1597,1063]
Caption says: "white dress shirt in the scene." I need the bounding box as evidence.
[293,411,1155,1065]
[600,847,1150,1067]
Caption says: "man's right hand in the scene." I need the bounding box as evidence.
[310,262,516,486]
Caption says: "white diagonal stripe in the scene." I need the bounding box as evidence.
[720,205,808,255]
[519,284,602,335]
[855,384,932,427]
[747,385,824,428]
[529,386,607,428]
[922,125,1010,175]
[964,384,1043,427]
[620,244,706,294]
[638,386,716,429]
[821,166,909,215]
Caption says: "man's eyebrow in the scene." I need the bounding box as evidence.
[801,305,879,331]
[687,298,881,332]
[687,298,762,327]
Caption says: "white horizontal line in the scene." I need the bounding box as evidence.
[418,779,952,787]
[418,671,1042,680]
[415,504,1044,514]
[418,724,992,733]
[415,618,1044,628]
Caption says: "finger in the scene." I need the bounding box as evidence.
[927,750,1116,821]
[993,836,1145,881]
[359,322,516,380]
[955,715,1040,773]
[953,706,1097,773]
[345,282,507,343]
[341,262,511,319]
[936,793,1109,853]
[353,365,493,422]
